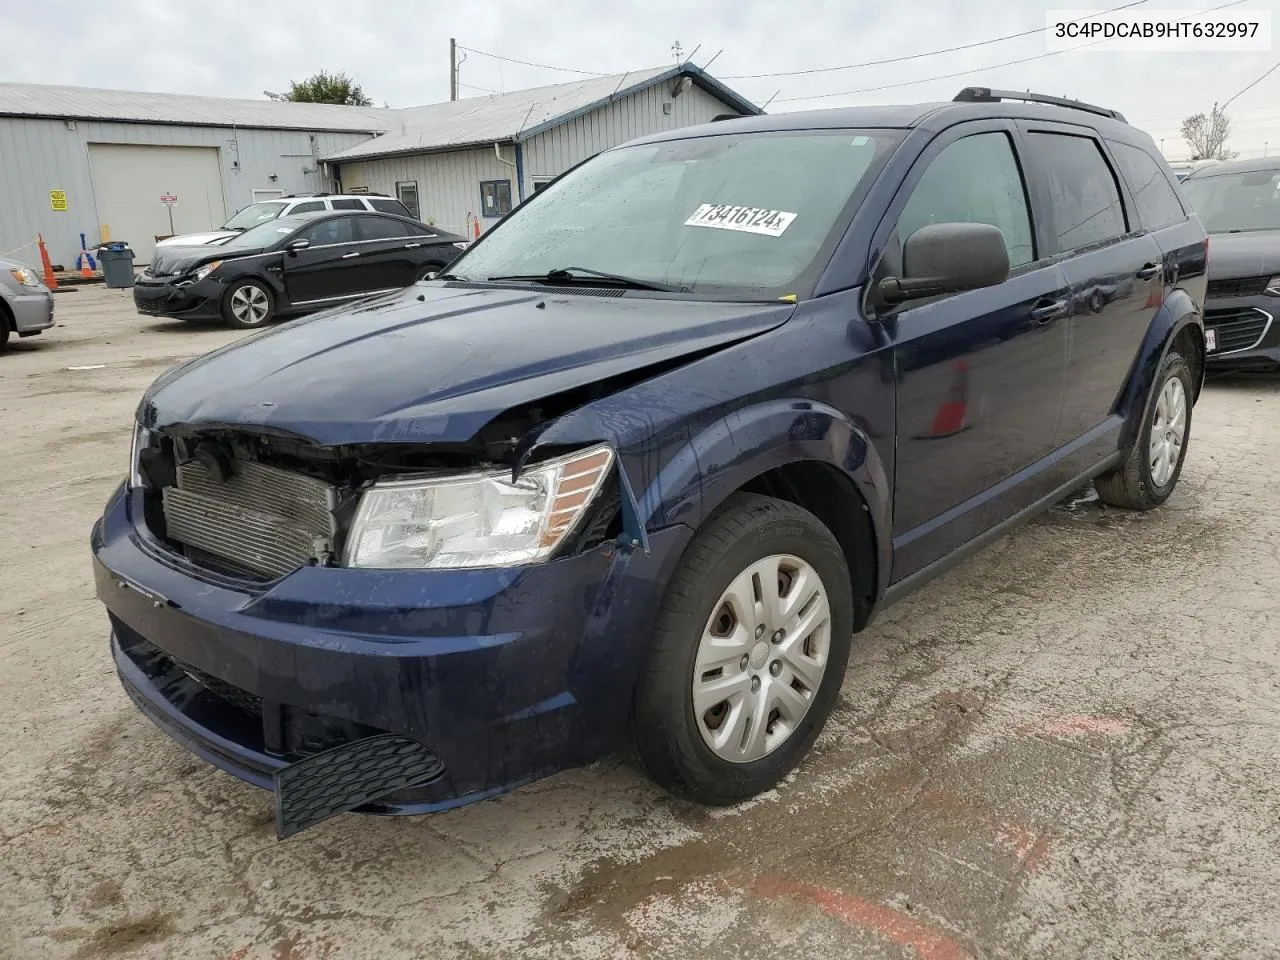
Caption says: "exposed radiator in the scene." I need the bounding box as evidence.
[161,459,337,580]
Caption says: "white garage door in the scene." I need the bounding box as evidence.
[88,144,227,264]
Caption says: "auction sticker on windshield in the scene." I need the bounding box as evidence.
[684,204,797,237]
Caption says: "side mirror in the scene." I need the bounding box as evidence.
[285,238,311,254]
[880,222,1011,304]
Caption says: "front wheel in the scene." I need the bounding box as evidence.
[1095,349,1193,510]
[415,262,446,283]
[630,493,854,804]
[221,280,274,329]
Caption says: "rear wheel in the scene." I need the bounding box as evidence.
[221,280,274,329]
[1095,349,1193,510]
[630,493,854,804]
[415,262,446,283]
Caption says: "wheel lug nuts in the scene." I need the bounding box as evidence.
[755,624,766,639]
[771,629,785,644]
[740,654,750,671]
[769,660,782,677]
[750,676,761,692]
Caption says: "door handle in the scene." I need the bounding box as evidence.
[1136,263,1162,281]
[405,242,422,249]
[1030,298,1069,324]
[341,251,360,260]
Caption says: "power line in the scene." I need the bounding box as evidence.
[457,81,501,95]
[456,44,608,77]
[774,0,1244,105]
[1222,60,1280,110]
[722,0,1149,80]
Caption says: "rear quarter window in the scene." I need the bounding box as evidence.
[369,198,413,217]
[1107,140,1187,231]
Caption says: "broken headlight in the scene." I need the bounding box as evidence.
[344,445,614,569]
[128,423,150,489]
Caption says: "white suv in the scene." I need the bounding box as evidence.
[155,194,415,248]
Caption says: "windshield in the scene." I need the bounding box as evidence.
[450,129,902,298]
[219,217,310,251]
[222,201,290,231]
[1181,168,1280,232]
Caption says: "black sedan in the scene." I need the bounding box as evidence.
[133,211,467,329]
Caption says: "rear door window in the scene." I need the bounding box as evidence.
[897,131,1036,268]
[1107,141,1186,231]
[357,216,411,241]
[288,200,326,215]
[330,198,365,210]
[1025,133,1128,253]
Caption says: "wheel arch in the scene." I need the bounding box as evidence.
[1117,290,1203,452]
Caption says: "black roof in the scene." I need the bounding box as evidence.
[631,86,1137,147]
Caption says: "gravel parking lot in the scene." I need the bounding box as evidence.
[3,285,1278,960]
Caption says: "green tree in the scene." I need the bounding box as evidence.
[284,71,373,106]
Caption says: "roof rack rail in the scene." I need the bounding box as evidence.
[953,87,1127,123]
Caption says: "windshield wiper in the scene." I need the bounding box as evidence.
[486,266,679,292]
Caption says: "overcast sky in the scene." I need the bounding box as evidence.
[2,0,1276,158]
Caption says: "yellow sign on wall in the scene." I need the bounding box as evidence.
[49,190,68,211]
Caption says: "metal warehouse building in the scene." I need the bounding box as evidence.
[0,65,757,267]
[323,65,759,238]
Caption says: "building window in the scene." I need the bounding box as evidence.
[532,177,554,193]
[480,179,513,218]
[395,180,420,220]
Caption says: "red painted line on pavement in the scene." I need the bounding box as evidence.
[745,876,974,960]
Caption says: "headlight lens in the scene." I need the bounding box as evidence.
[9,267,40,287]
[128,423,150,488]
[345,445,614,569]
[1265,275,1280,296]
[192,260,223,281]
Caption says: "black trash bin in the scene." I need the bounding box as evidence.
[98,243,136,288]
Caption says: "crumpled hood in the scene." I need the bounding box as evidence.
[1207,229,1280,281]
[156,230,238,248]
[147,244,267,278]
[141,284,796,445]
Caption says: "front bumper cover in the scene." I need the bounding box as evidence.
[94,483,689,836]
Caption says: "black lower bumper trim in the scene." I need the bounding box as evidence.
[274,734,446,839]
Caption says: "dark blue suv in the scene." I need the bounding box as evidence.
[93,88,1207,837]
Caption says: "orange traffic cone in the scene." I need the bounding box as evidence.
[473,216,481,240]
[928,360,970,437]
[37,234,58,290]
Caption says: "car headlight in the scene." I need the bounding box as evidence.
[191,260,223,282]
[344,445,614,569]
[1265,276,1280,296]
[9,267,40,288]
[128,423,150,488]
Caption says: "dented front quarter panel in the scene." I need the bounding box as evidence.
[528,289,898,599]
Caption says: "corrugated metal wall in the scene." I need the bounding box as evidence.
[338,146,514,239]
[521,83,729,184]
[0,117,370,266]
[339,82,737,241]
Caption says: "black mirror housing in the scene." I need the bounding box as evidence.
[880,222,1011,303]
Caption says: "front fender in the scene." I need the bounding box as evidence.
[535,397,894,599]
[1117,288,1204,451]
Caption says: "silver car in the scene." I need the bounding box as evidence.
[0,256,54,352]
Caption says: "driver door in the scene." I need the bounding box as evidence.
[282,216,366,305]
[882,123,1071,580]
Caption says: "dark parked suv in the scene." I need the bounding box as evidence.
[93,87,1207,837]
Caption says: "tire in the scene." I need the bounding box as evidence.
[0,310,10,353]
[1095,349,1193,511]
[630,493,854,804]
[221,280,275,329]
[415,262,445,282]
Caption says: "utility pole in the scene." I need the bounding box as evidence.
[450,38,458,101]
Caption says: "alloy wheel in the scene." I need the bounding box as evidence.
[229,285,269,325]
[1149,375,1186,487]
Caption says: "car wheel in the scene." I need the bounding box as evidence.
[221,280,275,329]
[415,262,445,283]
[630,493,853,804]
[1095,349,1193,511]
[0,311,10,353]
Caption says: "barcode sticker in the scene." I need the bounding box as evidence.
[1205,328,1217,352]
[684,204,797,237]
